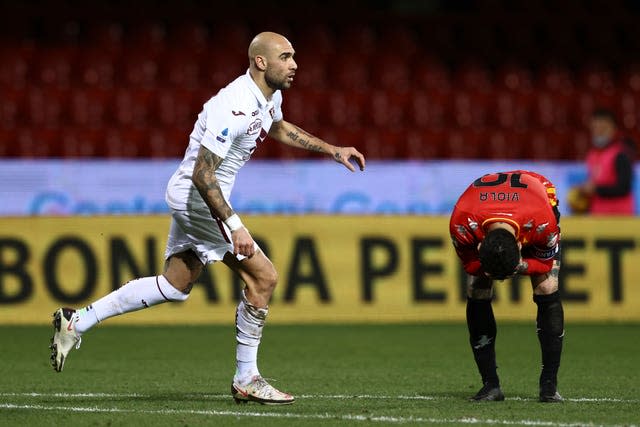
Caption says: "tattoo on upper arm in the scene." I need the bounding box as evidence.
[192,147,233,219]
[286,125,323,152]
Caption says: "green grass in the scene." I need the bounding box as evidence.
[1,323,638,426]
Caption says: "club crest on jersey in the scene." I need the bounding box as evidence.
[269,106,275,118]
[546,232,559,248]
[246,119,263,135]
[216,128,229,143]
[467,217,479,230]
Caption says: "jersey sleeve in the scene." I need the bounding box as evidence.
[450,208,484,276]
[201,96,244,159]
[272,91,284,122]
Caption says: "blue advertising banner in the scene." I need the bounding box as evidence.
[0,159,627,217]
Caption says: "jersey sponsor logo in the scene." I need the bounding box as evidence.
[216,128,229,143]
[547,232,559,248]
[532,244,558,260]
[246,119,263,135]
[232,110,245,116]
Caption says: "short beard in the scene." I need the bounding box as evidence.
[265,72,290,91]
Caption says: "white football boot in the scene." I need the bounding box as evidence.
[49,308,81,372]
[231,375,295,405]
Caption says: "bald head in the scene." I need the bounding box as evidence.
[248,32,294,69]
[247,32,297,95]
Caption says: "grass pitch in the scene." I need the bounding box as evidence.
[0,323,638,426]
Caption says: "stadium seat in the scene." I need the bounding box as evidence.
[154,88,198,128]
[370,54,411,91]
[324,89,368,127]
[404,129,445,159]
[33,46,77,87]
[452,90,491,128]
[59,127,103,158]
[159,50,203,89]
[111,88,154,127]
[147,128,188,158]
[333,53,371,90]
[0,45,33,88]
[408,89,452,129]
[0,87,25,128]
[532,91,572,128]
[68,87,112,127]
[103,127,146,158]
[486,129,527,160]
[444,129,485,159]
[368,90,410,128]
[525,128,570,160]
[15,128,57,158]
[121,51,160,88]
[76,48,118,88]
[619,90,640,131]
[411,57,451,91]
[491,90,533,129]
[0,128,17,157]
[25,87,69,127]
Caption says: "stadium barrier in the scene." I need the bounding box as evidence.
[1,215,639,324]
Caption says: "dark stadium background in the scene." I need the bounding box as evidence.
[1,0,640,160]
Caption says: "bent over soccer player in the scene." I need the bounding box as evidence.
[49,32,366,405]
[449,170,564,403]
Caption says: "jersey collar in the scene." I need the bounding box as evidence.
[244,69,270,107]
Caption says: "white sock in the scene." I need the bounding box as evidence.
[74,275,188,334]
[235,291,268,381]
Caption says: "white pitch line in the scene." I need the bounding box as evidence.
[0,403,636,427]
[1,392,638,404]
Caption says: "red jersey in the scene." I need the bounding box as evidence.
[449,170,560,276]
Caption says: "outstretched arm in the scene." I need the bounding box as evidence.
[268,119,366,172]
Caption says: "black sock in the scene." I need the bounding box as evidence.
[466,298,499,386]
[534,291,564,387]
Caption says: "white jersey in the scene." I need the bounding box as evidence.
[166,70,283,212]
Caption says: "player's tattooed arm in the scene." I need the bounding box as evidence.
[192,145,234,220]
[286,124,325,152]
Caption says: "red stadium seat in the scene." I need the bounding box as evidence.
[0,45,33,88]
[0,87,26,128]
[453,60,493,92]
[360,127,402,159]
[15,128,57,158]
[103,127,146,158]
[154,88,198,128]
[443,128,485,159]
[532,91,573,128]
[159,50,203,89]
[368,90,410,128]
[76,48,117,88]
[324,89,368,127]
[494,62,534,93]
[59,127,103,158]
[408,89,452,129]
[121,51,160,88]
[486,129,527,160]
[111,88,154,127]
[0,128,17,157]
[619,90,640,131]
[412,57,451,91]
[282,89,324,128]
[33,47,77,87]
[147,128,188,158]
[333,53,371,90]
[128,21,167,56]
[525,128,570,160]
[25,87,69,127]
[491,90,533,129]
[371,54,411,91]
[68,87,112,127]
[404,129,445,159]
[452,90,491,128]
[569,128,591,161]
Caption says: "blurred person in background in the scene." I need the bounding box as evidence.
[450,171,564,403]
[569,108,635,215]
[49,31,366,405]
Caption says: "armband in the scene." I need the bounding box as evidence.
[224,214,243,232]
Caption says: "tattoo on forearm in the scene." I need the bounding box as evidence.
[286,125,324,152]
[192,148,233,219]
[550,264,560,278]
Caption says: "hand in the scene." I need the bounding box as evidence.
[231,227,256,257]
[333,146,366,172]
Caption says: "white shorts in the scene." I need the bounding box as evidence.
[164,208,258,265]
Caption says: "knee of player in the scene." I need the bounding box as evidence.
[256,269,279,294]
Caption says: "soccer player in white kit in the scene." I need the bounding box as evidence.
[49,32,366,405]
